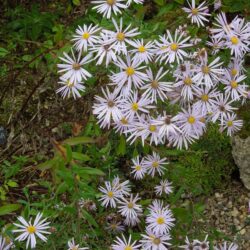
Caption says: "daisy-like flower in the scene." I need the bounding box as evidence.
[91,0,127,19]
[176,106,205,136]
[72,24,101,52]
[140,229,171,250]
[131,156,147,180]
[206,37,225,55]
[141,68,173,103]
[93,87,123,128]
[156,30,191,64]
[67,238,88,250]
[179,236,195,249]
[143,152,168,177]
[155,180,173,196]
[118,194,143,224]
[111,55,148,95]
[146,201,175,235]
[104,18,140,55]
[99,181,122,208]
[57,50,92,83]
[122,91,154,120]
[106,221,125,233]
[111,234,141,250]
[221,71,247,100]
[126,0,144,6]
[192,56,224,87]
[129,39,155,64]
[113,116,134,135]
[193,235,209,250]
[214,242,238,250]
[222,113,243,136]
[112,176,131,196]
[0,235,14,250]
[56,76,85,99]
[228,57,245,78]
[13,213,50,249]
[182,0,210,27]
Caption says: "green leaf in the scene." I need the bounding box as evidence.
[153,0,165,6]
[36,159,56,171]
[65,144,73,162]
[0,204,21,216]
[7,180,19,188]
[0,48,9,57]
[116,135,126,156]
[72,152,90,161]
[72,0,81,6]
[82,209,98,227]
[63,136,96,146]
[72,165,105,176]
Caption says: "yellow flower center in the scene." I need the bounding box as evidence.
[188,116,196,124]
[227,121,233,127]
[117,32,125,41]
[107,191,114,198]
[131,102,139,111]
[72,63,81,70]
[152,161,159,168]
[138,45,146,53]
[170,43,179,51]
[231,36,239,45]
[153,238,161,245]
[184,77,192,85]
[149,125,157,132]
[107,0,116,5]
[231,68,238,76]
[191,8,198,15]
[157,217,165,225]
[201,94,209,102]
[121,117,128,125]
[135,165,141,171]
[126,67,135,76]
[82,32,90,40]
[125,246,133,250]
[202,66,210,74]
[67,80,74,88]
[151,80,159,89]
[230,80,238,89]
[27,225,36,234]
[127,202,134,209]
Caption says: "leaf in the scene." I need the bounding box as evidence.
[36,159,56,171]
[0,204,21,216]
[0,48,9,57]
[63,136,96,146]
[7,180,18,188]
[153,0,165,6]
[72,152,90,161]
[72,165,105,176]
[116,135,126,156]
[72,0,81,6]
[82,209,98,227]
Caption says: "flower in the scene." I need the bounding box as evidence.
[112,176,131,196]
[13,213,50,249]
[155,180,173,196]
[99,181,122,208]
[126,0,144,5]
[131,156,147,180]
[143,152,168,177]
[222,113,243,136]
[67,238,88,250]
[106,221,125,233]
[179,236,195,249]
[214,242,238,250]
[193,235,209,250]
[56,76,85,99]
[0,235,14,250]
[182,0,210,27]
[91,0,127,19]
[140,229,171,250]
[93,87,123,128]
[111,235,141,250]
[146,200,175,235]
[206,37,225,55]
[57,50,92,83]
[72,24,101,52]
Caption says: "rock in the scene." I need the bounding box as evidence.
[240,228,246,235]
[231,208,239,217]
[232,136,250,190]
[227,201,233,209]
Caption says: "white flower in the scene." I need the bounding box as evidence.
[129,39,155,64]
[56,76,85,99]
[111,55,148,95]
[93,87,123,128]
[143,152,168,177]
[214,242,238,250]
[140,229,171,250]
[68,238,88,250]
[0,235,14,250]
[72,24,101,52]
[146,200,175,235]
[91,0,127,19]
[106,221,125,233]
[193,235,209,250]
[131,156,147,180]
[182,0,210,27]
[99,181,122,208]
[13,213,50,249]
[222,113,243,136]
[57,50,92,83]
[126,0,144,6]
[112,235,141,250]
[142,68,173,103]
[179,236,194,249]
[104,18,140,55]
[206,37,225,55]
[112,176,131,196]
[155,180,173,196]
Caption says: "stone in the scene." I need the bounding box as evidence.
[232,136,250,190]
[231,208,239,217]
